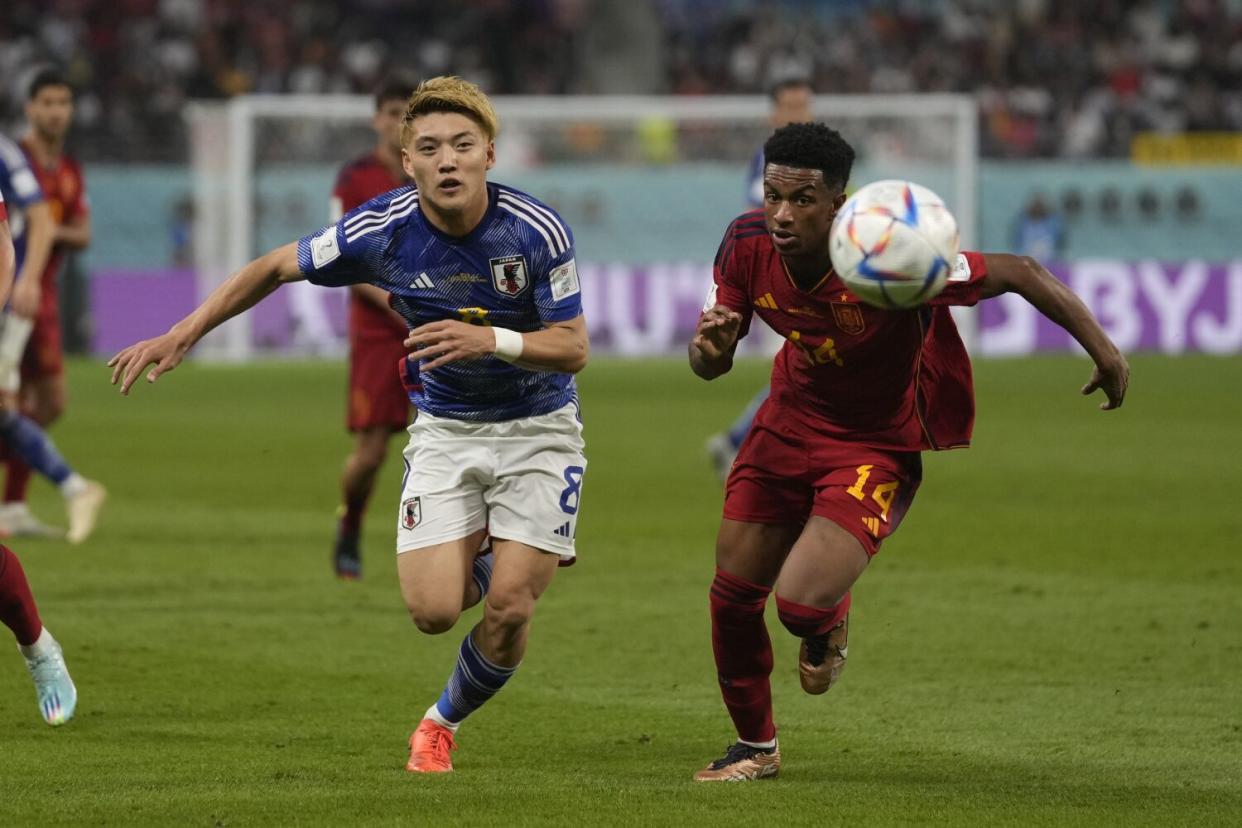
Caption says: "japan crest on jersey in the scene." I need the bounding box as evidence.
[490,255,529,297]
[401,496,421,530]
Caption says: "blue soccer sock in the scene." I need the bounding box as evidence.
[471,549,494,599]
[0,411,74,487]
[727,388,771,449]
[428,628,517,731]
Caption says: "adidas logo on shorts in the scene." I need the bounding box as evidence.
[552,522,571,538]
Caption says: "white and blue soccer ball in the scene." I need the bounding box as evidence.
[829,179,960,310]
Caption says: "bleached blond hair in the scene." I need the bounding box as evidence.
[400,76,499,146]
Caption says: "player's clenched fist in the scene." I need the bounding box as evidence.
[693,305,743,360]
[405,319,498,372]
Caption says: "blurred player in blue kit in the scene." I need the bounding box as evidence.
[706,77,815,481]
[109,77,589,773]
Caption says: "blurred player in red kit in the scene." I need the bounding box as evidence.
[330,78,418,579]
[688,123,1129,781]
[0,69,96,539]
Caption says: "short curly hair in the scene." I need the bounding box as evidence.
[762,123,855,191]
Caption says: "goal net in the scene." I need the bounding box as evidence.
[186,94,978,359]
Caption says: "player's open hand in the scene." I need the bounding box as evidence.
[1081,352,1129,410]
[406,320,497,372]
[693,304,743,361]
[108,332,191,395]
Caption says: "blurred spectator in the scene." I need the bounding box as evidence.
[1012,193,1065,260]
[1,0,1239,161]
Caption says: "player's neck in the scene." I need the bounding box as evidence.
[421,193,489,238]
[23,130,63,165]
[782,252,834,292]
[375,143,405,181]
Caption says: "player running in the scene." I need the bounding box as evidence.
[0,99,104,544]
[689,123,1128,781]
[109,77,588,773]
[0,193,76,725]
[0,69,98,539]
[705,76,814,482]
[329,78,418,580]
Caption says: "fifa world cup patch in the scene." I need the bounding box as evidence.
[401,496,422,530]
[831,301,866,335]
[549,258,580,301]
[948,253,972,282]
[490,255,530,297]
[310,227,341,269]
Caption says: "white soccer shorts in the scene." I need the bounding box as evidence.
[395,401,586,560]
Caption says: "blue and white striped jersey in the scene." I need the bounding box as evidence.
[297,181,582,423]
[0,134,45,263]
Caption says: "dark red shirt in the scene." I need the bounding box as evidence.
[19,138,87,295]
[332,152,408,339]
[710,210,987,452]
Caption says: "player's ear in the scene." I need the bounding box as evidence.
[485,141,496,172]
[400,147,417,180]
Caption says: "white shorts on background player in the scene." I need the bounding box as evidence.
[396,402,586,560]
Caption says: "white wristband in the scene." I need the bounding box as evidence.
[492,327,524,363]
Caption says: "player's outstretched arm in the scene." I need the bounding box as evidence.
[405,314,589,374]
[109,242,303,394]
[979,253,1129,410]
[689,305,743,381]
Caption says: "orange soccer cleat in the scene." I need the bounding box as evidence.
[798,614,849,695]
[406,719,457,773]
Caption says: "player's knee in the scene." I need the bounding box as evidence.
[483,590,535,635]
[407,604,459,635]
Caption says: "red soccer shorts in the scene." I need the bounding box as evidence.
[20,301,63,382]
[347,332,412,433]
[723,406,923,558]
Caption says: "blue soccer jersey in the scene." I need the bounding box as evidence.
[297,181,582,422]
[0,134,45,264]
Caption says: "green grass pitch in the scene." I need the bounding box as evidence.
[1,355,1239,825]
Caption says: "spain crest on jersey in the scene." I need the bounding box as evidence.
[490,255,529,297]
[831,301,866,335]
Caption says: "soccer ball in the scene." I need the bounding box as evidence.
[829,180,960,310]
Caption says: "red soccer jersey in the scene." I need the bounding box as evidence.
[19,138,87,295]
[710,210,988,452]
[332,152,409,339]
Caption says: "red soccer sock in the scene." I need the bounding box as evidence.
[775,591,852,639]
[5,456,32,504]
[709,567,776,744]
[0,545,43,646]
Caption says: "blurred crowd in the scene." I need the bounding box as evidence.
[1,0,1239,161]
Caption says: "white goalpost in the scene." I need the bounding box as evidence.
[186,93,978,359]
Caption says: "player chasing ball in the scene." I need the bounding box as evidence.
[109,77,588,773]
[689,122,1128,781]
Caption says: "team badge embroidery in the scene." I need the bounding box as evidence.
[831,301,866,335]
[401,497,422,530]
[489,255,530,297]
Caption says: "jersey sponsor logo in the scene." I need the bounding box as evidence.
[754,292,778,310]
[787,305,824,318]
[831,301,866,335]
[310,228,341,269]
[409,272,435,290]
[489,255,530,297]
[702,283,718,313]
[401,496,422,530]
[549,258,580,301]
[448,272,485,284]
[949,253,972,282]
